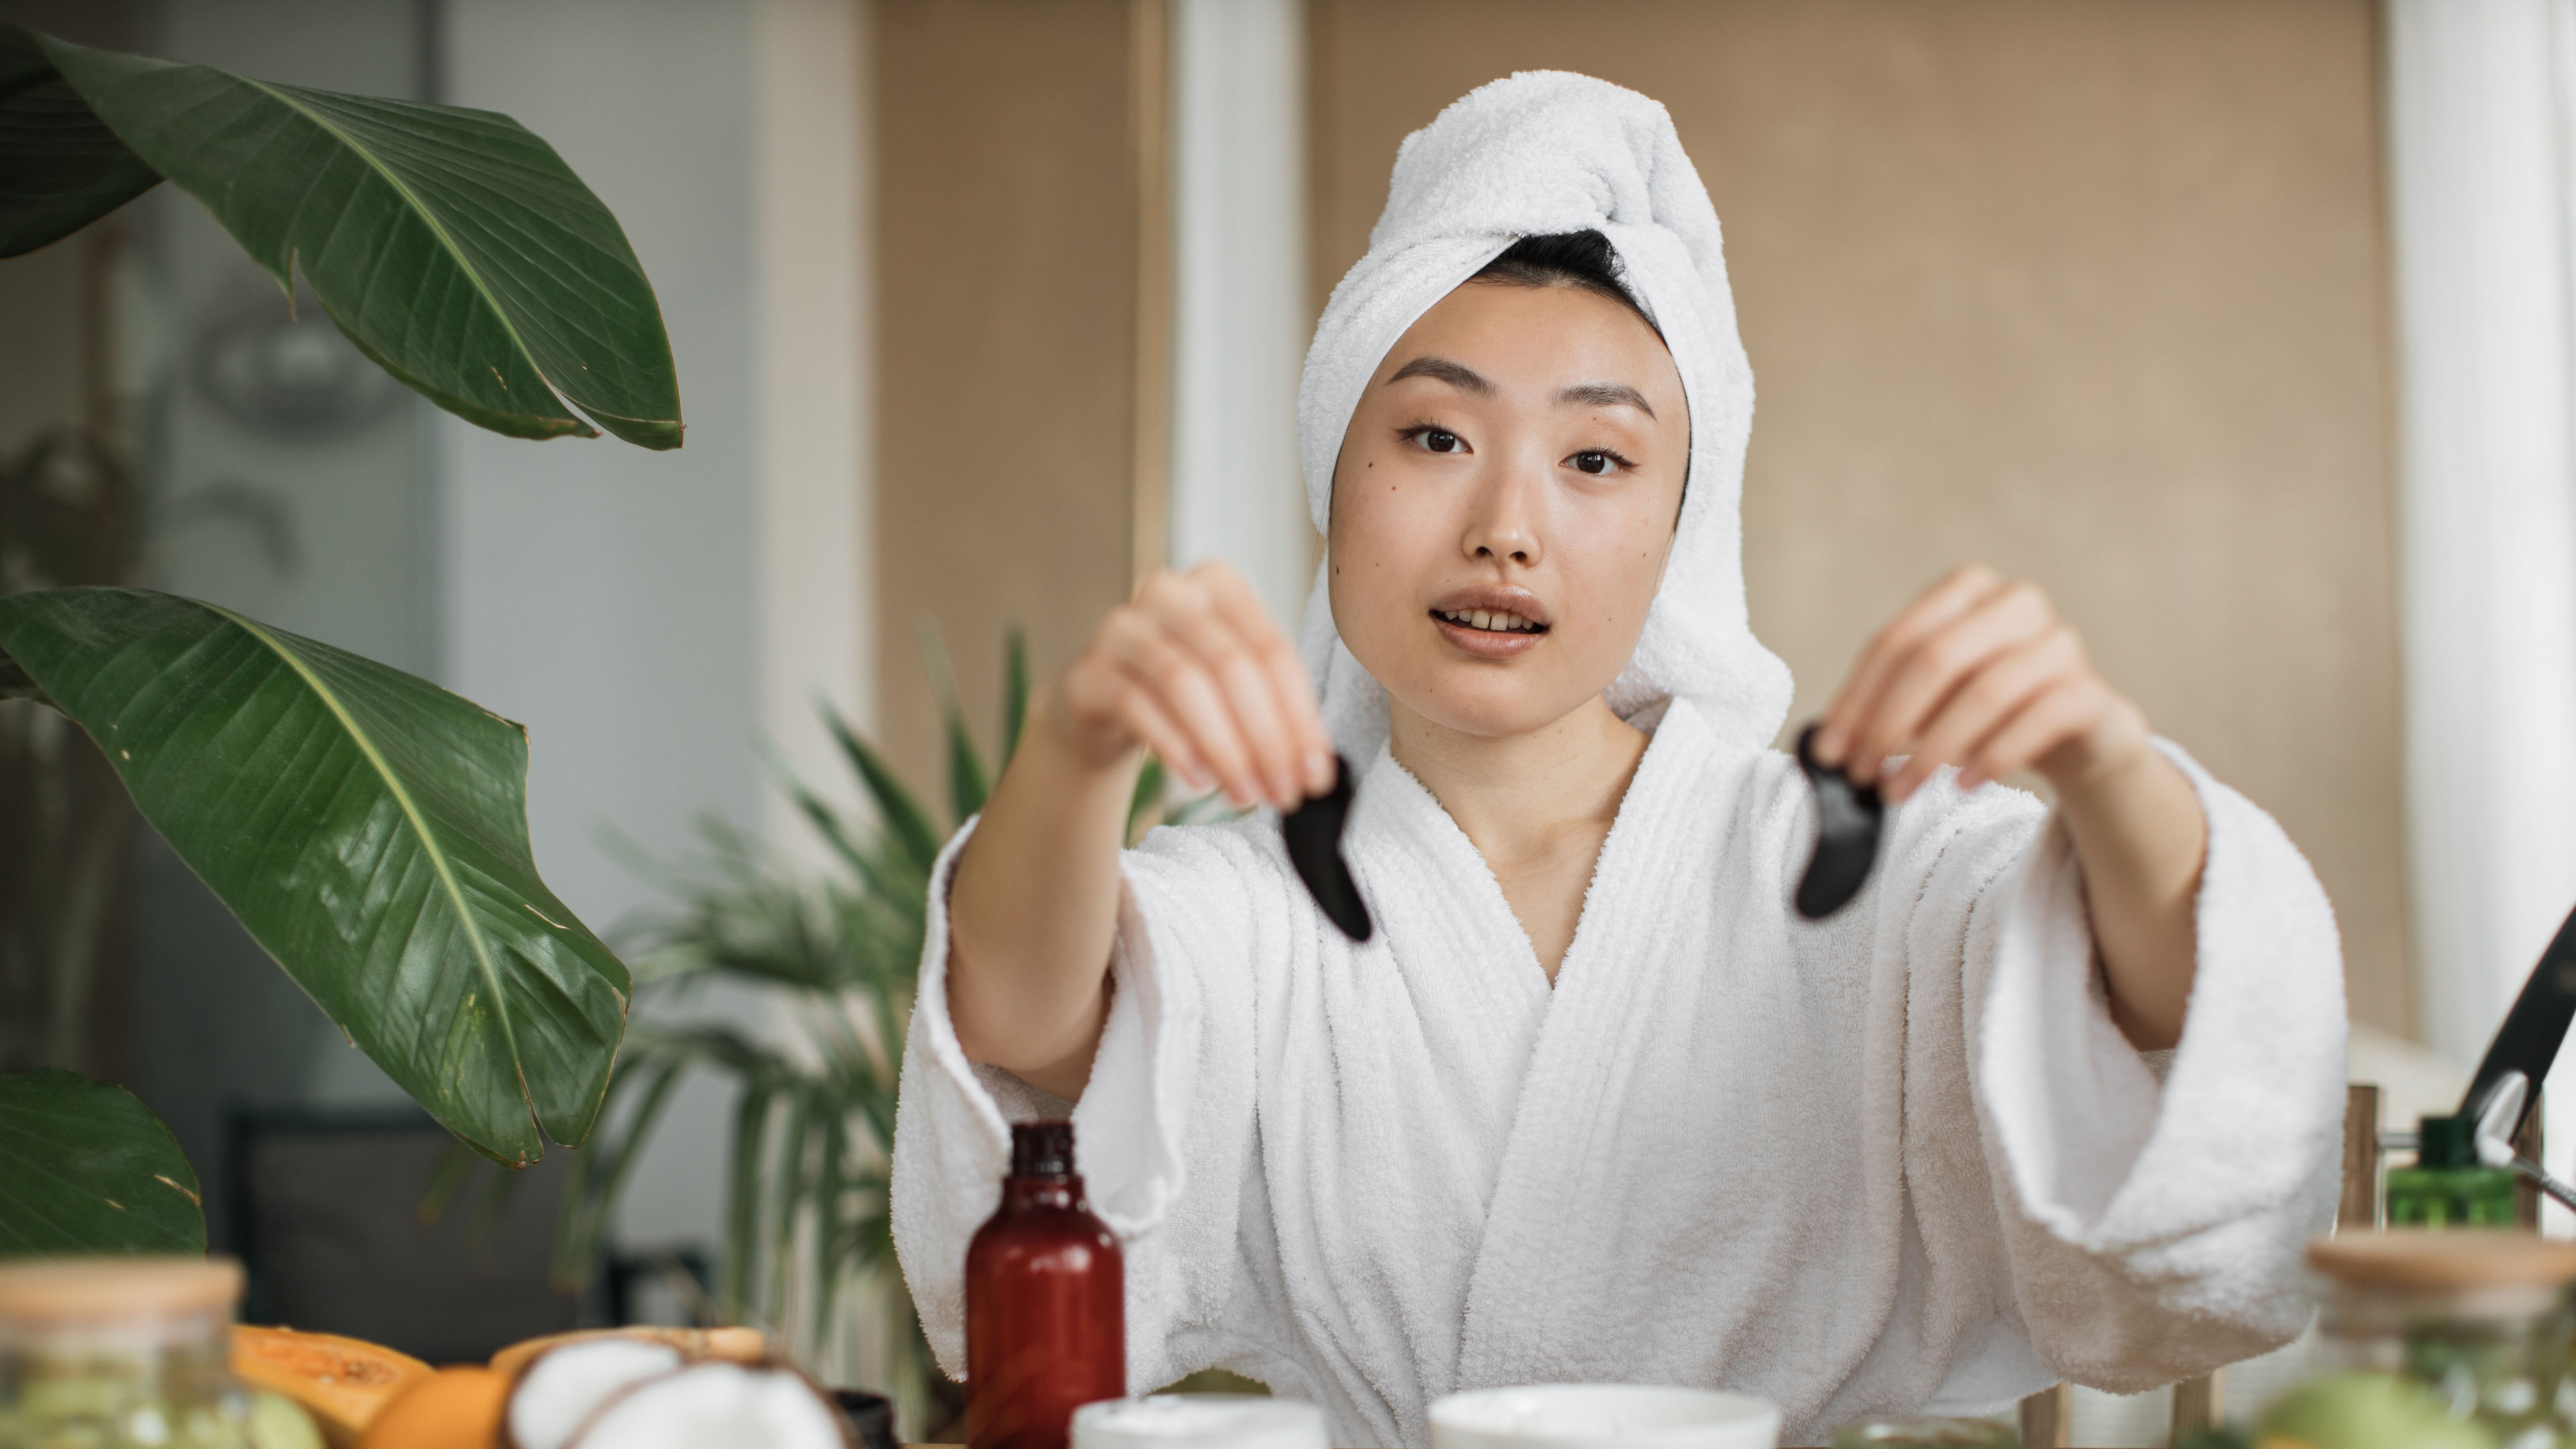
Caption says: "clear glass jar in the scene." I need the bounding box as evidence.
[2304,1232,2576,1449]
[0,1257,256,1449]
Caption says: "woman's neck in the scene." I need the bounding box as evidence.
[1387,694,1650,877]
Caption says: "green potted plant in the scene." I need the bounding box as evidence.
[0,21,679,1249]
[517,632,1212,1422]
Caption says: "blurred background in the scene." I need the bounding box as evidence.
[4,0,2573,1440]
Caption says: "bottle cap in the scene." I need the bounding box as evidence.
[1012,1121,1076,1179]
[0,1256,242,1325]
[2418,1113,2479,1169]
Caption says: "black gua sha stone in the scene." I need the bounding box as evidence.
[1794,722,1884,920]
[1283,752,1373,941]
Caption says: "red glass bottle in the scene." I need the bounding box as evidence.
[965,1121,1126,1449]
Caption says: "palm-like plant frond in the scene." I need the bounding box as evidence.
[527,627,1224,1421]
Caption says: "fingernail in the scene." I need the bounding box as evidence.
[1811,728,1843,765]
[1305,749,1334,791]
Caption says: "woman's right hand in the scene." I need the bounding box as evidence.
[1054,561,1338,811]
[950,561,1330,1091]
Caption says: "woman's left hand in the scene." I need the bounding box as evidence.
[1815,564,2208,1050]
[1809,564,2149,803]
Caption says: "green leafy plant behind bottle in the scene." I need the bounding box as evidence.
[535,630,1214,1424]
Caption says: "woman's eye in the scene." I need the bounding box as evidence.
[1570,450,1621,476]
[1417,429,1464,454]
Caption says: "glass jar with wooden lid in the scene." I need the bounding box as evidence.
[2306,1231,2576,1448]
[0,1256,256,1449]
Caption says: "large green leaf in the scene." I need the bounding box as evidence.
[23,28,682,449]
[0,1069,204,1256]
[0,27,162,256]
[0,588,630,1165]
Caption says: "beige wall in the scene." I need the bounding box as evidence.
[873,0,1148,792]
[1310,0,2410,1032]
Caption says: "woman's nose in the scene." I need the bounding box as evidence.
[1463,460,1544,566]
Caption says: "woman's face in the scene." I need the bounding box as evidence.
[1328,279,1689,741]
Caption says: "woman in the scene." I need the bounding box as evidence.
[892,72,2343,1448]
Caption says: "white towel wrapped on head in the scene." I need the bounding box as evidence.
[1295,69,1791,761]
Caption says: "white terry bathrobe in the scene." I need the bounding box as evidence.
[891,71,2347,1449]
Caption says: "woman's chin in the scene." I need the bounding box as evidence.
[1385,668,1605,744]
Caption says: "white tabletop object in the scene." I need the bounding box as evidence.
[1429,1385,1781,1449]
[1072,1393,1329,1449]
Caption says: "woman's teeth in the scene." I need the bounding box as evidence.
[1435,608,1543,634]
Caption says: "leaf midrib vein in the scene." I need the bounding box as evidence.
[233,74,566,423]
[201,601,525,1101]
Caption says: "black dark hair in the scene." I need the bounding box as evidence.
[1471,228,1687,509]
[1469,229,1655,329]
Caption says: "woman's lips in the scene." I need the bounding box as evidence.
[1430,608,1547,658]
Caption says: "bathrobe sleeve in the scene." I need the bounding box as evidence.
[889,815,1284,1396]
[1945,739,2347,1391]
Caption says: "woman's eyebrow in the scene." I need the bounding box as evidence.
[1387,356,1493,394]
[1558,382,1655,418]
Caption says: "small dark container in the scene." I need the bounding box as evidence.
[1283,752,1372,941]
[965,1122,1126,1449]
[1794,723,1884,919]
[832,1389,898,1449]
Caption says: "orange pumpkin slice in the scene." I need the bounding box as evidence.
[232,1325,437,1448]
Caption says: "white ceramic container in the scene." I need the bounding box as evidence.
[1072,1393,1329,1449]
[1429,1384,1782,1449]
